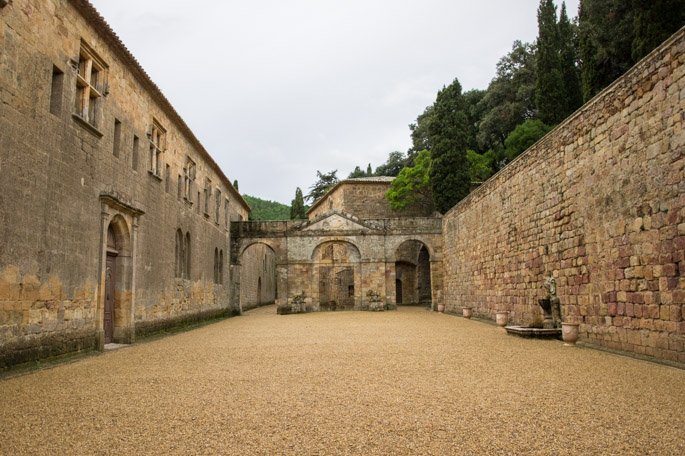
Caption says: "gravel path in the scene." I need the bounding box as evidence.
[1,307,683,455]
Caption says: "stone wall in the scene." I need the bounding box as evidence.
[0,0,248,369]
[308,178,433,220]
[239,243,277,311]
[442,28,685,363]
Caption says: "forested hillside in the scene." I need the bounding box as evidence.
[242,195,291,221]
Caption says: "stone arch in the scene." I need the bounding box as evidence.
[394,239,432,306]
[104,214,133,343]
[239,242,277,311]
[237,240,281,262]
[311,240,361,311]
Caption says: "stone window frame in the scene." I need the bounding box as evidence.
[74,40,108,129]
[214,188,221,224]
[147,119,166,180]
[203,178,211,216]
[224,198,230,229]
[183,158,196,202]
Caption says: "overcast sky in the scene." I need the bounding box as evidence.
[90,0,580,205]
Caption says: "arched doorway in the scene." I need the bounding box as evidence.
[239,243,277,311]
[103,215,132,344]
[395,240,432,306]
[311,241,361,311]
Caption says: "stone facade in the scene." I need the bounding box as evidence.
[442,28,685,363]
[0,0,249,369]
[231,213,444,314]
[307,177,434,220]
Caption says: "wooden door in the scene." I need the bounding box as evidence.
[104,254,115,344]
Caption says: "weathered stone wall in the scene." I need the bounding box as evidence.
[308,179,433,220]
[443,28,685,362]
[231,214,444,314]
[0,0,248,368]
[239,243,276,311]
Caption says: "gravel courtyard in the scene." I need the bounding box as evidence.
[1,306,683,455]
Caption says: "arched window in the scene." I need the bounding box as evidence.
[175,229,183,278]
[185,232,191,280]
[213,248,219,284]
[219,249,224,285]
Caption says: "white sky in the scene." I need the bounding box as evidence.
[90,0,580,204]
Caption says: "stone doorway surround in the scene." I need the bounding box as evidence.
[97,193,144,349]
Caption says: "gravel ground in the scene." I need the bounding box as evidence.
[1,306,684,455]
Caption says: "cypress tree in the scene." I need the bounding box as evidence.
[579,0,634,101]
[366,163,373,176]
[233,179,239,191]
[558,2,583,115]
[290,187,306,219]
[631,0,685,62]
[535,0,565,125]
[427,78,470,214]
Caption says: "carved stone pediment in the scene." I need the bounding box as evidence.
[300,211,379,233]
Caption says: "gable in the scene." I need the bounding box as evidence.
[301,213,371,232]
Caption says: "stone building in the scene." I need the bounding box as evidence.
[0,0,249,369]
[231,178,443,315]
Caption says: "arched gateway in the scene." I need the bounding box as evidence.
[230,178,444,315]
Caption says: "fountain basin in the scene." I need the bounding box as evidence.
[504,326,562,339]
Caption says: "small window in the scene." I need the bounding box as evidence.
[204,178,211,215]
[177,174,183,199]
[215,188,221,223]
[148,120,165,178]
[219,250,224,285]
[224,199,230,228]
[49,65,64,116]
[185,231,191,280]
[183,158,195,200]
[165,164,171,192]
[113,119,121,157]
[197,191,201,213]
[74,41,108,127]
[132,135,139,170]
[213,248,219,284]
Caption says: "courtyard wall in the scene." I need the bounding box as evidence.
[443,28,685,362]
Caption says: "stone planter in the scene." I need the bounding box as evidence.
[437,304,445,313]
[495,311,508,327]
[462,307,472,319]
[561,322,580,346]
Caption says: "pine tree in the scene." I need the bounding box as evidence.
[558,2,583,115]
[366,163,373,176]
[233,180,239,191]
[536,0,565,125]
[428,78,470,214]
[290,187,306,219]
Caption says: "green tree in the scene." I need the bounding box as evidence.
[428,78,471,214]
[366,163,373,175]
[233,180,239,191]
[477,41,537,154]
[408,105,434,160]
[374,151,407,177]
[503,119,554,162]
[348,166,367,178]
[631,0,685,62]
[290,187,306,219]
[466,150,495,182]
[536,0,565,125]
[463,89,487,154]
[385,150,433,212]
[558,2,583,116]
[306,170,338,203]
[579,0,634,101]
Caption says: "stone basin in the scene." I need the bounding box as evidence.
[504,326,562,339]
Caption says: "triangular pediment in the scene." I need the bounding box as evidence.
[300,211,377,232]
